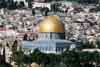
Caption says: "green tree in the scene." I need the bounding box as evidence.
[62,49,80,67]
[23,55,32,64]
[80,41,97,49]
[45,54,61,67]
[30,49,62,67]
[12,48,25,67]
[30,49,47,66]
[79,51,100,67]
[96,41,100,48]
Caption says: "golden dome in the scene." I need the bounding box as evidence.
[38,16,65,32]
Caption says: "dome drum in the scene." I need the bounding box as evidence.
[38,32,65,40]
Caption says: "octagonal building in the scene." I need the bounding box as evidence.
[23,16,75,54]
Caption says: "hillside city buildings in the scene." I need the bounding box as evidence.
[0,0,100,67]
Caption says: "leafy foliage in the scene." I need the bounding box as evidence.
[11,40,100,67]
[80,41,97,49]
[13,50,25,67]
